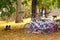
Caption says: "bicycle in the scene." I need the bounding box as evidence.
[24,19,52,34]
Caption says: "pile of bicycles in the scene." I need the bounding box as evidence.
[24,18,58,34]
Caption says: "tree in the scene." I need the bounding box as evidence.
[0,0,16,20]
[20,0,60,18]
[32,0,37,18]
[15,0,24,23]
[21,0,32,18]
[37,0,60,18]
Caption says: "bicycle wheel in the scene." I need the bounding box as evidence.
[24,23,33,33]
[42,24,52,34]
[51,23,58,32]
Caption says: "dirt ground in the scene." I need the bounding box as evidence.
[0,18,60,40]
[0,25,60,40]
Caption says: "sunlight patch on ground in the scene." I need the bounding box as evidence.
[0,18,31,28]
[23,18,31,23]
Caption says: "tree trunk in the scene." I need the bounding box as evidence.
[39,0,43,17]
[39,0,48,18]
[43,5,48,18]
[2,16,8,21]
[15,0,23,23]
[32,0,37,18]
[41,5,48,18]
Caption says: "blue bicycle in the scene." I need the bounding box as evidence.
[24,21,52,34]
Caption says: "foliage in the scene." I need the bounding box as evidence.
[36,0,42,9]
[0,0,60,18]
[21,0,31,18]
[0,0,17,17]
[39,0,60,9]
[21,0,60,10]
